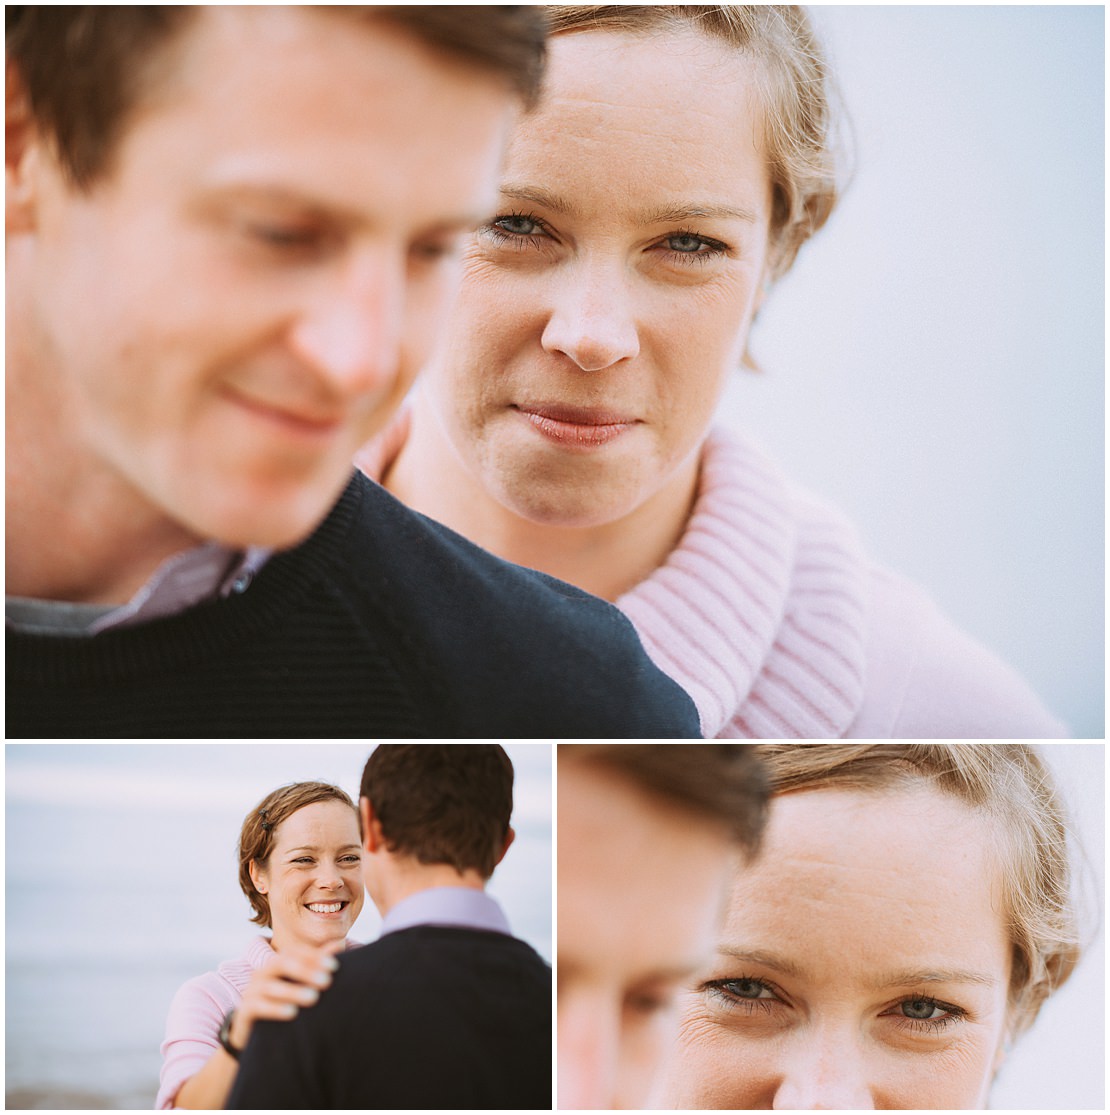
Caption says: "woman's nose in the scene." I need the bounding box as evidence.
[771,1027,876,1110]
[540,261,640,372]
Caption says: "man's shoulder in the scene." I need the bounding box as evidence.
[323,474,700,736]
[338,926,550,979]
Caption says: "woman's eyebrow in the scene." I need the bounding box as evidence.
[643,203,760,224]
[871,967,1000,989]
[717,947,807,979]
[497,185,759,225]
[285,844,361,854]
[717,949,998,990]
[499,183,573,214]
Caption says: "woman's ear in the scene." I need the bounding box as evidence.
[248,859,267,895]
[6,62,42,233]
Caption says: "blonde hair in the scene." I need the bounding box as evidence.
[545,5,841,283]
[754,744,1083,1040]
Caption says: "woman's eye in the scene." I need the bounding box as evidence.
[493,214,543,237]
[658,230,729,264]
[720,977,774,1000]
[668,233,710,253]
[900,998,946,1021]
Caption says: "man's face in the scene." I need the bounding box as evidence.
[557,760,733,1109]
[15,8,513,549]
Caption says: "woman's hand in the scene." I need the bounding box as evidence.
[227,939,343,1053]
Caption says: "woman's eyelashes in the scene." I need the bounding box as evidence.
[656,230,730,264]
[702,976,969,1034]
[882,995,969,1033]
[480,211,731,266]
[704,975,783,1015]
[481,211,552,249]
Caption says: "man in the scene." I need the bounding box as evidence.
[5,6,700,738]
[226,744,550,1109]
[557,743,768,1109]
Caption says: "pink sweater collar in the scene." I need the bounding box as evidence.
[617,428,869,737]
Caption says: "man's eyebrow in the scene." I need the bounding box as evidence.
[196,181,488,233]
[498,184,759,225]
[557,959,702,984]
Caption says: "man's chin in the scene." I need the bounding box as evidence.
[173,473,353,552]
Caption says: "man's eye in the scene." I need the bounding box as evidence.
[246,223,324,250]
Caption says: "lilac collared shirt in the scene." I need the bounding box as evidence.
[378,887,513,939]
[5,543,271,636]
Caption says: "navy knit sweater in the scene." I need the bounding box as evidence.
[227,926,551,1110]
[6,473,699,738]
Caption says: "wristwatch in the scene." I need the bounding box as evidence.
[218,1009,242,1061]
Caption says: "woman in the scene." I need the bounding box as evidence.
[356,5,1064,738]
[660,743,1083,1108]
[156,782,364,1109]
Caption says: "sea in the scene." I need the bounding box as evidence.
[5,743,553,1110]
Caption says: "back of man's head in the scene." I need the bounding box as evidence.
[557,743,767,857]
[5,5,547,190]
[361,744,514,879]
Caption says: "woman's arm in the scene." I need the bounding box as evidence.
[163,943,342,1110]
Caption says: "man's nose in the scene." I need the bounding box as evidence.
[287,254,406,399]
[557,991,622,1110]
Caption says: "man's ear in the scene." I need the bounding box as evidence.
[6,61,43,233]
[494,824,515,868]
[360,796,386,854]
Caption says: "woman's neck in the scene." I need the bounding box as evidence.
[381,403,699,602]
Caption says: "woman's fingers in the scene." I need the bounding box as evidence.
[229,943,343,1047]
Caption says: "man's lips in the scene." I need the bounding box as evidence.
[222,387,345,436]
[512,403,639,448]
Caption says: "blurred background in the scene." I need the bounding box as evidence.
[727,5,1103,737]
[5,743,551,1109]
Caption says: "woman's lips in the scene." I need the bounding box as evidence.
[513,404,638,449]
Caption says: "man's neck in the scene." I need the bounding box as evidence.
[6,338,202,605]
[383,396,698,603]
[373,862,487,919]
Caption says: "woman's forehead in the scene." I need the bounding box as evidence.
[719,786,1011,982]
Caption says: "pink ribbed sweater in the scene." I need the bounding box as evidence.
[358,418,1066,739]
[156,935,274,1109]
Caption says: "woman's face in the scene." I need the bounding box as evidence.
[662,786,1013,1110]
[250,800,365,950]
[417,27,771,528]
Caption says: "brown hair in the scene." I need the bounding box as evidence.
[544,5,841,284]
[238,781,357,929]
[360,744,514,878]
[558,744,768,857]
[5,5,547,190]
[754,744,1084,1040]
